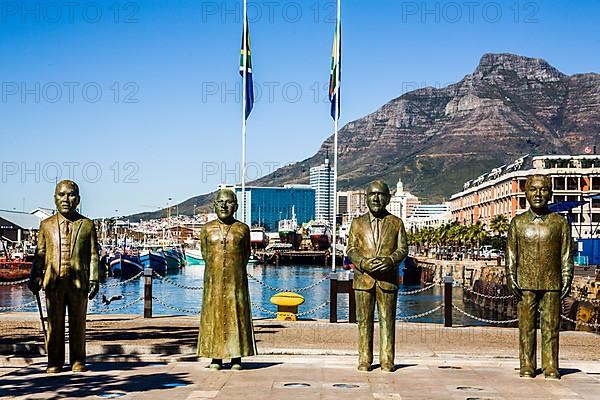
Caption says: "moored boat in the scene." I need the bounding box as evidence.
[0,259,32,281]
[250,226,269,249]
[278,207,302,249]
[308,220,332,251]
[109,253,143,279]
[185,249,204,265]
[139,250,168,276]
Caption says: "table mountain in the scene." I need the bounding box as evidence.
[131,53,599,220]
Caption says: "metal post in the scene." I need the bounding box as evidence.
[444,273,453,327]
[329,274,338,323]
[144,268,153,318]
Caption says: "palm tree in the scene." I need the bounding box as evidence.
[466,222,489,259]
[490,215,509,237]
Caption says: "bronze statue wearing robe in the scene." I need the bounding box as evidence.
[197,189,256,370]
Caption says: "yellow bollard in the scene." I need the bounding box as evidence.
[270,292,305,321]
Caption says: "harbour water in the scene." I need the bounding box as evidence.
[0,264,484,325]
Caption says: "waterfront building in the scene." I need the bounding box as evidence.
[337,190,367,224]
[406,203,452,231]
[388,178,420,222]
[310,158,335,226]
[220,184,315,232]
[449,154,600,239]
[0,209,45,245]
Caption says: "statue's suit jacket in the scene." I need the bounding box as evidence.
[31,213,99,292]
[347,211,408,291]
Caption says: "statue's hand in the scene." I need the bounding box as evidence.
[560,278,572,300]
[28,277,42,293]
[507,276,522,300]
[370,257,394,273]
[88,281,99,300]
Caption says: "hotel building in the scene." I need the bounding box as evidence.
[449,155,600,239]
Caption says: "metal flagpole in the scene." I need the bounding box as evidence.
[331,0,340,272]
[241,0,247,224]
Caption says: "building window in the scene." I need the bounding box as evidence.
[567,177,579,191]
[592,177,600,191]
[518,179,526,192]
[519,197,526,209]
[553,195,565,203]
[553,177,566,190]
[593,213,600,223]
[567,195,579,202]
[592,199,600,208]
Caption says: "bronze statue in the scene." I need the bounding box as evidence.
[28,180,99,373]
[506,174,573,380]
[347,180,408,372]
[197,189,256,370]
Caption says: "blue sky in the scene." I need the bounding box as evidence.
[1,0,599,218]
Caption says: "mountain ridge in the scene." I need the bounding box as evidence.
[129,53,599,221]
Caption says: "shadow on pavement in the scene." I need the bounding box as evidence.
[0,362,192,398]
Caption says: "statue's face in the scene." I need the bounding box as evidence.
[214,191,238,221]
[54,182,80,215]
[525,177,552,211]
[366,182,390,215]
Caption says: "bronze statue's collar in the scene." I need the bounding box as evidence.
[369,211,388,222]
[526,209,550,222]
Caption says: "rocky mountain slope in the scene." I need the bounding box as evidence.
[131,53,599,221]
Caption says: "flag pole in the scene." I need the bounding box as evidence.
[241,0,247,224]
[331,0,340,273]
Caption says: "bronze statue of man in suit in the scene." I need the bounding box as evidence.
[347,180,408,372]
[506,174,573,380]
[197,189,256,370]
[29,180,99,373]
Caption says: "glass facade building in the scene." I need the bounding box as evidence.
[232,185,315,232]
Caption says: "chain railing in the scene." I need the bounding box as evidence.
[397,304,444,320]
[0,299,37,312]
[398,283,438,295]
[452,304,519,324]
[297,301,330,317]
[0,278,30,286]
[463,286,514,300]
[153,271,203,290]
[89,296,144,313]
[152,295,200,314]
[100,271,143,287]
[251,302,278,316]
[247,273,328,293]
[560,314,600,329]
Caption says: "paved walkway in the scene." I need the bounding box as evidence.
[1,355,600,399]
[1,314,599,399]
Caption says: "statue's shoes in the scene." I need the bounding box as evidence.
[231,363,243,371]
[46,366,63,374]
[208,363,222,371]
[357,363,371,372]
[381,364,395,372]
[544,369,561,380]
[519,369,535,378]
[71,362,88,372]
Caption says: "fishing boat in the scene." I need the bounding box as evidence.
[250,226,269,249]
[278,207,302,249]
[0,259,32,281]
[109,253,143,279]
[185,248,204,265]
[139,250,168,276]
[308,220,332,251]
[163,246,185,270]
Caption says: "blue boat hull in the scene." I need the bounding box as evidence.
[140,251,167,276]
[109,254,143,279]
